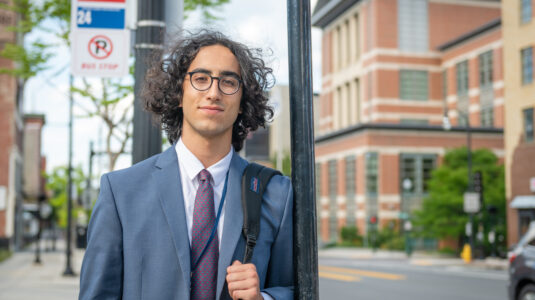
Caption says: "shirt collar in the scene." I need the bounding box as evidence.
[175,138,233,186]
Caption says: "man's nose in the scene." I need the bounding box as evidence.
[206,78,222,99]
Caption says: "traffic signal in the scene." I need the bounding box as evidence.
[369,215,378,225]
[473,171,483,194]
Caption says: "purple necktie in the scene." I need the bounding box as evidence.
[190,169,218,300]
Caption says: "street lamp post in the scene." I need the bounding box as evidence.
[443,113,475,260]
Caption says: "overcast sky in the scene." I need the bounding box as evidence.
[23,0,322,178]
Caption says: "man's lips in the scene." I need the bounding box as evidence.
[198,105,224,113]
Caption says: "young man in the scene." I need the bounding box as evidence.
[79,31,293,300]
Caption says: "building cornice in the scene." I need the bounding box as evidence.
[312,0,361,28]
[315,123,503,144]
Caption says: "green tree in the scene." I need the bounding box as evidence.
[45,166,87,228]
[412,147,506,254]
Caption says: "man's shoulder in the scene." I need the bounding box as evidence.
[103,149,168,183]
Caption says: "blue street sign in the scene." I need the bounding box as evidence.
[76,7,125,29]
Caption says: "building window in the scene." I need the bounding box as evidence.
[345,155,356,226]
[522,0,532,24]
[354,14,360,61]
[443,70,448,100]
[524,108,534,142]
[398,0,429,52]
[365,152,378,196]
[400,154,437,212]
[456,60,469,126]
[479,51,494,127]
[479,50,493,88]
[522,47,533,85]
[400,70,428,101]
[328,160,338,240]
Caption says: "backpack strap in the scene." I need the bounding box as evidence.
[241,162,282,263]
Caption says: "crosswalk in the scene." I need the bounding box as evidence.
[319,265,406,282]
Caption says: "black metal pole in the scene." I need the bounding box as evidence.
[132,0,164,164]
[466,117,474,260]
[34,200,42,264]
[86,141,94,209]
[287,1,318,299]
[63,75,75,276]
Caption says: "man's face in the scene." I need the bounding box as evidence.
[180,44,243,143]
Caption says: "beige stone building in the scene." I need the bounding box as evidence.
[503,0,535,246]
[312,0,504,246]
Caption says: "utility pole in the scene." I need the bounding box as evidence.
[63,74,75,276]
[287,0,318,299]
[132,0,165,164]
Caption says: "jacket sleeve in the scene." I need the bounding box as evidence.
[262,178,294,299]
[79,174,124,300]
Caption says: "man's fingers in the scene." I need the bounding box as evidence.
[231,288,258,300]
[227,262,256,274]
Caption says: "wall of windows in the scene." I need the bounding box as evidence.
[479,50,494,127]
[398,0,428,52]
[328,160,338,241]
[522,47,533,85]
[456,60,469,126]
[522,0,532,24]
[345,155,356,226]
[400,154,437,212]
[365,152,378,224]
[524,108,534,142]
[400,70,429,101]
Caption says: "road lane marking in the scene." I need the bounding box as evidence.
[319,265,406,280]
[319,271,361,282]
[412,259,433,266]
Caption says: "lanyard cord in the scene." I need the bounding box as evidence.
[191,169,230,272]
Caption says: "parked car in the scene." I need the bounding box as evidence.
[509,222,535,300]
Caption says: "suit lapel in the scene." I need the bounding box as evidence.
[216,153,247,299]
[152,147,192,291]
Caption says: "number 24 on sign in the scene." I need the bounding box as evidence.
[77,10,92,25]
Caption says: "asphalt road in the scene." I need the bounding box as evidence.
[319,257,508,300]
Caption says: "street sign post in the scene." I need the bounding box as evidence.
[463,192,480,213]
[70,0,130,77]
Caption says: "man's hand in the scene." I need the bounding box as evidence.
[226,260,263,300]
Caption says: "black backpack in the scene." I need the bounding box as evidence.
[241,162,282,263]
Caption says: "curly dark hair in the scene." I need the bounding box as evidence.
[142,30,275,151]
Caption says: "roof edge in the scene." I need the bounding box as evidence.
[437,18,501,51]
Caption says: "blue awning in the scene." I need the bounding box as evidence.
[511,196,535,209]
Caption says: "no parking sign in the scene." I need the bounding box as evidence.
[70,0,130,77]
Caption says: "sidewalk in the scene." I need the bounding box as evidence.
[319,247,509,270]
[0,241,85,300]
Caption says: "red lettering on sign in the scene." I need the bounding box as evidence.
[99,63,118,70]
[81,63,96,69]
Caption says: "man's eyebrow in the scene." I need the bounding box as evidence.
[190,68,211,74]
[220,70,241,78]
[189,68,241,78]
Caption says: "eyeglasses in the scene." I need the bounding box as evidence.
[187,71,242,95]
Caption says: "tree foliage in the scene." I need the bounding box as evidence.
[412,147,506,253]
[44,165,86,228]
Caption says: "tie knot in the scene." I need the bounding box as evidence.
[198,169,212,183]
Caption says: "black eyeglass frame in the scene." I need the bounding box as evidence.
[187,71,243,95]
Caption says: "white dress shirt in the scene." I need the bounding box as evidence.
[175,138,233,248]
[175,139,274,300]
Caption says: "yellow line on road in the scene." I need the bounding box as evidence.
[319,271,361,282]
[319,265,406,280]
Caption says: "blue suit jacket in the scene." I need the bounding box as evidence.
[79,147,294,299]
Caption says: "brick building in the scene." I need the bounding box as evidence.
[312,0,504,245]
[503,0,535,246]
[0,0,24,249]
